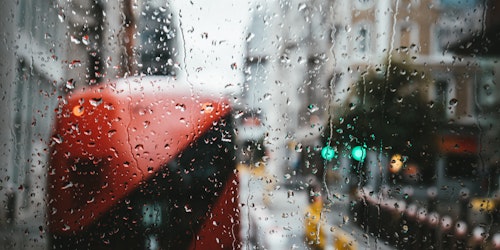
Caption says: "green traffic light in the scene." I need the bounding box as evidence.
[321,146,335,161]
[351,145,366,161]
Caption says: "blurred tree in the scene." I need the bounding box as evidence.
[325,56,444,181]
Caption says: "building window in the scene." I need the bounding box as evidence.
[138,1,177,75]
[354,23,371,58]
[432,78,457,118]
[12,61,57,209]
[395,22,419,52]
[477,69,497,109]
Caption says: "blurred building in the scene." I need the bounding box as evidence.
[242,0,500,194]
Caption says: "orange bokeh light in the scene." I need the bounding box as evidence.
[72,105,84,117]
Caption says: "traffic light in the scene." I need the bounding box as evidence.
[351,145,366,162]
[321,145,336,161]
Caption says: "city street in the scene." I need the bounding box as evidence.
[238,165,396,250]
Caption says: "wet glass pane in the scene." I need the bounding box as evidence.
[1,0,500,249]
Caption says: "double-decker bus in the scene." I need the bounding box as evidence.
[47,76,240,249]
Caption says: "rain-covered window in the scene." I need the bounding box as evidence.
[3,0,500,249]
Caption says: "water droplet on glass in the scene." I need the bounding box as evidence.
[135,144,144,151]
[284,174,291,180]
[184,205,192,213]
[52,135,63,144]
[449,98,458,106]
[343,215,349,224]
[58,12,65,22]
[307,104,319,113]
[428,101,435,108]
[82,35,90,45]
[402,225,409,233]
[295,143,303,152]
[246,33,255,42]
[89,98,103,107]
[65,79,75,90]
[201,102,214,113]
[263,93,272,100]
[298,3,307,11]
[69,60,82,69]
[175,103,186,111]
[70,35,81,44]
[234,110,244,119]
[61,182,73,190]
[104,103,114,110]
[108,129,117,138]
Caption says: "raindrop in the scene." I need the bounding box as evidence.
[52,135,63,144]
[62,182,73,190]
[263,93,272,100]
[449,98,458,106]
[175,103,186,111]
[230,63,237,70]
[143,120,150,128]
[82,35,90,45]
[69,60,82,69]
[65,79,75,89]
[104,103,114,110]
[234,110,244,119]
[402,225,409,233]
[58,12,65,22]
[147,166,153,173]
[135,144,144,151]
[428,101,435,108]
[107,129,117,138]
[89,98,103,107]
[246,33,255,42]
[307,104,319,113]
[295,143,303,152]
[70,36,81,44]
[62,225,70,232]
[284,174,291,179]
[184,205,192,213]
[343,215,349,224]
[298,2,307,11]
[201,102,214,114]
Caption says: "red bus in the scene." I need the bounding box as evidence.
[47,76,240,249]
